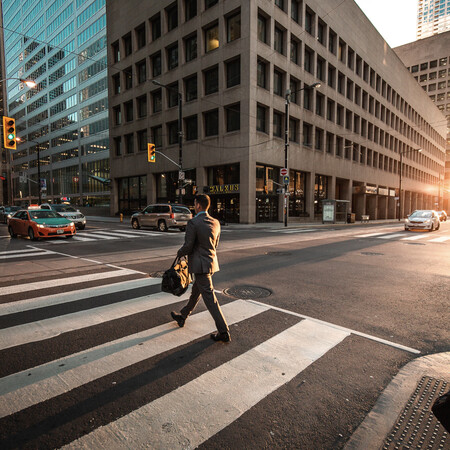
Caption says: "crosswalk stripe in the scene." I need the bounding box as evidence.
[0,248,44,255]
[356,232,387,238]
[428,236,450,242]
[0,268,141,297]
[0,249,52,259]
[377,233,405,239]
[102,229,162,236]
[0,300,269,418]
[64,319,349,449]
[81,232,120,240]
[0,277,160,316]
[70,235,97,242]
[401,234,429,240]
[91,230,157,239]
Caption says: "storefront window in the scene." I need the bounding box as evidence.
[289,170,306,216]
[256,164,279,222]
[314,174,328,215]
[156,169,196,205]
[118,175,147,213]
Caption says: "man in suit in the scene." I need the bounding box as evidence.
[171,194,230,342]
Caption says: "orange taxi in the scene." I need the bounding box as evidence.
[8,208,76,241]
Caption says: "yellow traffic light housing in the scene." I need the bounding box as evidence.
[3,116,16,150]
[148,143,156,163]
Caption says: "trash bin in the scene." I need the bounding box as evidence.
[347,213,356,223]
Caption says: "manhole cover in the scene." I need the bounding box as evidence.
[382,376,449,449]
[265,251,292,256]
[149,271,165,278]
[361,252,384,256]
[223,286,272,299]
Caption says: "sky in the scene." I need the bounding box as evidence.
[354,0,418,48]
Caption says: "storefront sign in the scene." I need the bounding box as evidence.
[207,184,240,194]
[322,203,335,222]
[378,187,389,196]
[389,189,396,197]
[365,186,378,194]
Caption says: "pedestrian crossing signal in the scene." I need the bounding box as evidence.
[148,143,156,163]
[3,116,16,150]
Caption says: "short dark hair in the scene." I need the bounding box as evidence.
[194,194,210,211]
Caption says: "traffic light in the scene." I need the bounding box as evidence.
[3,116,16,150]
[148,143,156,163]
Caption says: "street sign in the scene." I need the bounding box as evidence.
[41,192,47,199]
[280,168,288,176]
[178,170,185,181]
[40,178,47,189]
[276,188,285,194]
[283,175,290,185]
[19,175,26,183]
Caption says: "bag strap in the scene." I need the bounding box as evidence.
[171,255,188,268]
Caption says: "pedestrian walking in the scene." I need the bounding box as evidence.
[171,194,230,342]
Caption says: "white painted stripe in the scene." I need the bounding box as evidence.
[98,229,161,236]
[0,268,140,296]
[247,300,420,355]
[67,235,97,242]
[0,286,191,351]
[88,230,147,239]
[356,232,386,237]
[63,320,349,449]
[401,234,428,241]
[0,277,160,316]
[0,300,268,418]
[0,248,43,255]
[82,232,120,240]
[428,236,450,242]
[0,250,51,260]
[377,233,405,239]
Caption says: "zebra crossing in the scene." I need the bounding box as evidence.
[356,231,450,243]
[0,267,419,448]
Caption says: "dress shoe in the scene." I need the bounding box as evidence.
[210,331,231,343]
[171,311,185,328]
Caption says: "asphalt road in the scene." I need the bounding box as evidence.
[0,219,448,449]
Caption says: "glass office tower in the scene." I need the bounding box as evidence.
[2,0,109,206]
[417,0,450,38]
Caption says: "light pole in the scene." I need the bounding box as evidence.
[152,80,183,204]
[284,82,321,227]
[398,147,421,220]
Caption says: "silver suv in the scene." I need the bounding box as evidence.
[131,204,192,232]
[40,204,86,229]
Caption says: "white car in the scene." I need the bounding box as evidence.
[40,204,86,229]
[404,210,440,232]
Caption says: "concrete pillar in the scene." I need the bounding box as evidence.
[240,159,254,224]
[404,191,412,216]
[329,175,336,199]
[306,171,315,219]
[378,196,388,219]
[388,197,396,218]
[366,194,377,219]
[353,194,366,219]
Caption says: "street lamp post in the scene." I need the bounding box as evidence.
[152,80,183,204]
[284,82,321,227]
[398,148,422,221]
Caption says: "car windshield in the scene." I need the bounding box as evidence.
[410,211,432,219]
[7,206,20,212]
[29,211,61,219]
[52,205,76,212]
[172,206,191,214]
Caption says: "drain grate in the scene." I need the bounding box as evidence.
[148,271,165,278]
[265,251,292,256]
[361,252,384,256]
[382,376,449,449]
[223,286,272,299]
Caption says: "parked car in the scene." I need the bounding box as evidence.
[436,210,447,222]
[40,203,86,229]
[0,206,21,224]
[131,204,192,232]
[404,210,440,231]
[8,209,76,240]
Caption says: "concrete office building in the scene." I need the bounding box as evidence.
[2,0,110,207]
[417,0,450,39]
[395,31,450,211]
[107,0,446,223]
[0,2,9,204]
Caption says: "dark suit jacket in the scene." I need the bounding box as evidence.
[177,212,220,274]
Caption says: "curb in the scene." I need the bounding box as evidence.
[345,352,450,449]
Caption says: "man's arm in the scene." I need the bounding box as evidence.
[177,219,196,257]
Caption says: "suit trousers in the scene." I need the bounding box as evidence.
[180,273,229,334]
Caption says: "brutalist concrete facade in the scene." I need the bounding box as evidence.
[394,31,450,212]
[107,0,446,223]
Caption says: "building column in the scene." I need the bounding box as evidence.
[377,195,388,219]
[328,175,336,200]
[366,194,377,219]
[388,196,396,218]
[353,193,366,220]
[240,159,254,224]
[306,171,315,219]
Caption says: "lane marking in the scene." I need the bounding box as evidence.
[63,320,349,449]
[377,233,405,239]
[81,232,120,240]
[401,234,429,241]
[428,236,450,243]
[0,269,141,297]
[356,232,387,238]
[246,299,420,355]
[0,300,269,418]
[0,248,44,255]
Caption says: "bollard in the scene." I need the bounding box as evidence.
[120,213,123,222]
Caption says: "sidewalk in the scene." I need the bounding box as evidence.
[345,352,450,449]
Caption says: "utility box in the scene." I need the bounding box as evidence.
[322,199,350,224]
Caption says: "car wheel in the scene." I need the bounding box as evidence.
[158,220,167,232]
[78,225,85,230]
[429,223,434,232]
[132,219,141,230]
[404,226,408,231]
[8,225,17,238]
[28,227,37,241]
[436,222,440,231]
[66,235,74,239]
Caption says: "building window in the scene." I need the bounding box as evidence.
[205,23,219,52]
[315,128,323,150]
[318,20,326,45]
[167,43,178,70]
[290,38,299,64]
[227,12,241,42]
[184,74,197,101]
[112,73,120,94]
[439,57,447,66]
[289,118,298,142]
[166,2,178,31]
[136,24,146,49]
[291,0,299,23]
[290,78,299,104]
[326,132,334,154]
[303,122,312,147]
[113,106,121,125]
[204,66,219,95]
[137,95,147,118]
[205,0,218,9]
[226,103,240,132]
[257,14,267,44]
[204,109,219,136]
[256,104,267,133]
[273,69,283,96]
[303,88,311,110]
[114,137,122,156]
[124,67,132,89]
[226,57,240,88]
[317,56,325,81]
[123,33,132,57]
[124,101,133,122]
[185,0,197,21]
[168,121,178,145]
[112,41,120,63]
[185,115,197,140]
[151,13,161,41]
[304,46,314,74]
[151,52,161,77]
[314,175,328,214]
[152,89,162,113]
[137,129,147,152]
[316,92,324,116]
[136,60,146,84]
[305,7,315,36]
[257,59,267,88]
[326,99,335,122]
[125,133,134,154]
[328,29,336,54]
[275,0,284,11]
[185,34,197,62]
[328,64,336,88]
[167,82,179,107]
[274,26,284,54]
[273,111,283,137]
